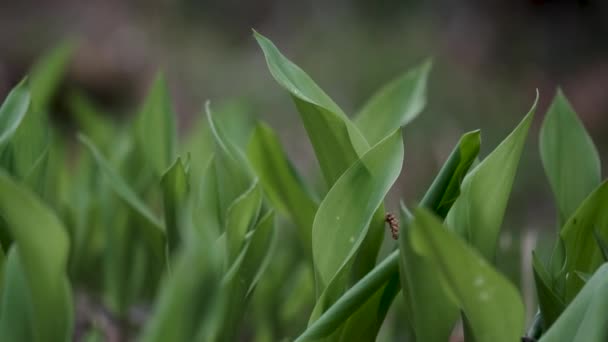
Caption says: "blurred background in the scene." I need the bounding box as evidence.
[1,0,608,331]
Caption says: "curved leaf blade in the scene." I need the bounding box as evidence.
[411,208,525,342]
[540,89,601,225]
[355,59,432,146]
[447,94,538,260]
[0,79,30,147]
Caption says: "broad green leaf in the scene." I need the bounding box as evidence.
[79,134,166,261]
[313,130,403,288]
[410,208,525,342]
[0,247,33,342]
[192,157,221,240]
[161,157,189,253]
[225,181,262,263]
[0,79,30,146]
[399,205,458,341]
[532,251,565,329]
[254,31,369,186]
[29,40,75,111]
[593,230,608,262]
[206,102,253,219]
[135,73,178,176]
[559,180,608,300]
[247,122,318,252]
[447,94,538,260]
[355,60,432,145]
[540,90,601,224]
[0,171,73,342]
[540,264,608,342]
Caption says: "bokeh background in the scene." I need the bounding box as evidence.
[1,0,608,328]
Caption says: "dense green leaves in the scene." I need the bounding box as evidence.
[540,90,601,224]
[447,94,537,260]
[0,171,73,342]
[355,59,432,146]
[79,135,166,261]
[161,157,189,253]
[540,264,608,342]
[410,208,525,342]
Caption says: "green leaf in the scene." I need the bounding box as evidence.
[447,94,538,260]
[559,180,608,300]
[67,90,116,151]
[593,230,608,262]
[410,208,525,342]
[313,130,403,288]
[79,134,166,262]
[135,73,178,176]
[0,171,73,342]
[141,236,221,342]
[399,205,459,341]
[161,157,189,254]
[29,40,75,111]
[539,264,608,342]
[540,89,601,225]
[355,60,432,145]
[254,31,369,186]
[0,79,30,147]
[247,122,318,253]
[532,251,565,329]
[215,210,277,341]
[295,251,399,342]
[0,247,33,342]
[420,130,481,216]
[225,181,262,263]
[206,102,253,219]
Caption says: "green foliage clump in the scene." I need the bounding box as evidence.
[0,32,605,342]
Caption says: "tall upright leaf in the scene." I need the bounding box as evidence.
[540,89,600,225]
[447,94,538,260]
[411,208,525,342]
[0,79,30,147]
[0,247,33,342]
[135,73,178,176]
[247,122,318,253]
[355,60,432,146]
[0,171,73,342]
[161,157,189,253]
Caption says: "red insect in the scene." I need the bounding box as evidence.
[385,213,399,240]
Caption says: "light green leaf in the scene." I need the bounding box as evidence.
[225,181,262,263]
[135,73,178,176]
[247,122,318,252]
[540,264,608,342]
[0,78,30,147]
[355,60,432,145]
[540,89,601,225]
[161,157,189,253]
[313,130,403,288]
[206,102,253,219]
[559,180,608,300]
[79,134,166,261]
[254,31,369,186]
[410,208,525,342]
[447,94,538,260]
[0,171,73,342]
